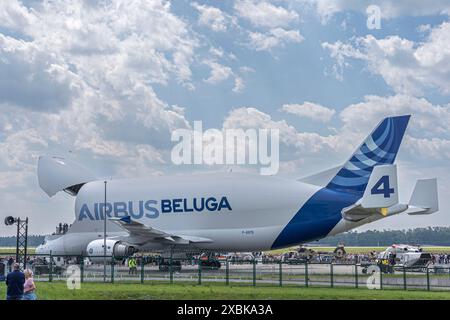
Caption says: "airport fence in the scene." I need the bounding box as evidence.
[2,253,450,292]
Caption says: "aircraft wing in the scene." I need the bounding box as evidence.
[109,216,213,245]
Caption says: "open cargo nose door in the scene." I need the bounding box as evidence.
[37,156,97,197]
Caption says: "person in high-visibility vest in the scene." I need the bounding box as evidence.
[128,257,137,275]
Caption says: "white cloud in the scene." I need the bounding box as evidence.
[0,35,80,111]
[209,46,224,57]
[281,102,336,122]
[191,2,229,32]
[417,24,432,33]
[220,97,450,176]
[321,40,366,81]
[339,94,450,160]
[0,0,36,32]
[0,127,48,170]
[322,21,450,95]
[340,95,450,134]
[203,60,233,84]
[406,136,450,160]
[235,0,299,28]
[249,28,303,51]
[203,60,246,93]
[232,77,245,93]
[0,0,196,181]
[223,107,339,156]
[304,0,450,22]
[233,1,303,52]
[239,66,255,73]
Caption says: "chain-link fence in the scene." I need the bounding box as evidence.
[2,253,450,291]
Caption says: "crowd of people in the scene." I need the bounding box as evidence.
[3,249,450,300]
[432,254,450,264]
[0,256,45,272]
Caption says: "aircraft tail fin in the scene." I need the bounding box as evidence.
[326,115,410,195]
[361,164,398,210]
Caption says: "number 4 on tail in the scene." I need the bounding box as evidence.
[371,175,394,198]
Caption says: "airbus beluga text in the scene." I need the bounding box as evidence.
[36,115,438,262]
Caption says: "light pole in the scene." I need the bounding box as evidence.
[103,180,107,283]
[4,216,28,270]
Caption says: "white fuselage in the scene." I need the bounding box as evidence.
[35,172,393,256]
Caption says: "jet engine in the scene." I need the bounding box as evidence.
[86,239,136,261]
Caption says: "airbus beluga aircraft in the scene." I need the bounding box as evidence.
[35,115,438,262]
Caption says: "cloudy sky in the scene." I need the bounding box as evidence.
[0,0,449,236]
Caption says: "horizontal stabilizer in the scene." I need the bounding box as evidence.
[342,202,408,222]
[407,178,438,215]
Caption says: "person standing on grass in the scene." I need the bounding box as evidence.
[128,257,135,275]
[5,263,25,300]
[129,257,137,275]
[22,269,37,300]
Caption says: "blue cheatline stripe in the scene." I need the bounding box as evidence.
[271,187,360,249]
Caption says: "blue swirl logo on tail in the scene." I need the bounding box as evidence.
[326,115,410,195]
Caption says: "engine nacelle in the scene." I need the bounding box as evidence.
[86,239,136,262]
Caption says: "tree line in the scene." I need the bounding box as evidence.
[315,227,450,246]
[0,235,45,247]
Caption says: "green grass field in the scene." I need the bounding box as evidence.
[0,247,36,254]
[1,282,450,300]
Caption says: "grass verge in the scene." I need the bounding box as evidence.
[1,281,450,300]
